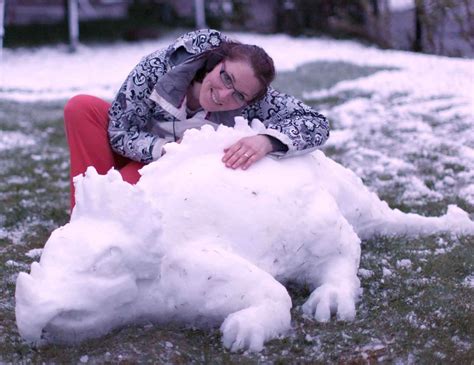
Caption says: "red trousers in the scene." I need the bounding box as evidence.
[64,95,144,209]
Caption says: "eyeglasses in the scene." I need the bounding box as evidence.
[220,62,247,106]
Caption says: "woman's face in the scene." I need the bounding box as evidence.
[199,59,262,112]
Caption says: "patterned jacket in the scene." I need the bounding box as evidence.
[108,29,330,163]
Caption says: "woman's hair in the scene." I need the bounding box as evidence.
[194,41,275,103]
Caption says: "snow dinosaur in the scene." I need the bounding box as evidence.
[15,118,474,352]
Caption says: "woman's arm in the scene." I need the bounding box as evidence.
[108,49,169,163]
[243,88,330,158]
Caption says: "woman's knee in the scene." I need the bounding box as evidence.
[119,161,145,185]
[64,94,110,130]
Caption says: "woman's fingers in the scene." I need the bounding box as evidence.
[231,150,258,169]
[222,142,242,162]
[226,147,255,169]
[222,135,273,170]
[241,153,261,170]
[222,143,244,167]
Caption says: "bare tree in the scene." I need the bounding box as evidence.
[414,0,424,52]
[413,0,473,56]
[453,0,474,49]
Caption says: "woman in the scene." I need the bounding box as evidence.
[64,29,329,208]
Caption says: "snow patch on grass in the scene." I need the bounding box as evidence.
[0,132,35,152]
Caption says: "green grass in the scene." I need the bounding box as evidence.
[273,61,394,100]
[1,62,473,363]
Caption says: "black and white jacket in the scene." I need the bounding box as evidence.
[108,29,330,163]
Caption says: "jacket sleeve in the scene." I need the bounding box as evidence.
[242,88,330,158]
[108,48,168,163]
[108,29,226,163]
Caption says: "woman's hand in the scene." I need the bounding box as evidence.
[222,135,273,170]
[161,138,182,156]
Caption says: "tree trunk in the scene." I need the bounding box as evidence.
[194,0,206,29]
[413,0,423,52]
[0,0,5,61]
[65,0,79,52]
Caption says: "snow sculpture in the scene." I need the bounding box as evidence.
[15,118,474,352]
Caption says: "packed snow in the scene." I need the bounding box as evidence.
[0,131,36,151]
[15,119,474,351]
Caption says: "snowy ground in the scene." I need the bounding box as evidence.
[0,30,473,363]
